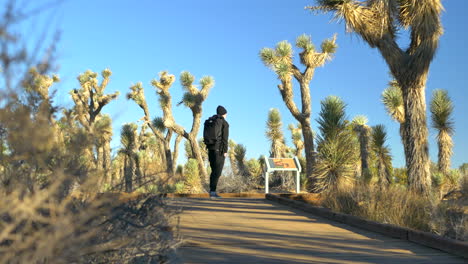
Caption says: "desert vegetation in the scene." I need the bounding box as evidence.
[0,1,466,263]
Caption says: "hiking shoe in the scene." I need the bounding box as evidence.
[209,192,221,199]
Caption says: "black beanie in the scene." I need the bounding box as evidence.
[216,105,227,115]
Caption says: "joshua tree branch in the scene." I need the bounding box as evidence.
[278,81,303,121]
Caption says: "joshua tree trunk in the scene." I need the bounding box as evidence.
[96,145,104,173]
[124,156,133,193]
[163,136,174,177]
[356,124,371,174]
[189,134,208,182]
[402,83,431,193]
[438,131,452,175]
[172,134,183,176]
[103,140,111,186]
[301,118,315,178]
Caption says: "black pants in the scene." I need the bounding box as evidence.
[208,150,225,192]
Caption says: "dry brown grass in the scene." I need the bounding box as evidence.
[320,184,467,241]
[0,177,180,263]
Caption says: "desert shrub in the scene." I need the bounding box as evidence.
[182,159,202,193]
[323,186,427,230]
[322,184,467,241]
[432,202,467,241]
[217,172,252,193]
[0,177,180,263]
[0,3,180,262]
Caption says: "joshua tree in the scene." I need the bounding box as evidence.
[351,115,372,177]
[430,89,454,175]
[119,123,138,192]
[234,144,251,178]
[313,96,358,192]
[372,124,393,189]
[70,69,119,172]
[309,0,444,194]
[227,140,239,175]
[127,82,175,175]
[150,71,214,183]
[93,114,113,187]
[265,108,288,158]
[288,123,304,157]
[71,69,119,131]
[260,34,337,180]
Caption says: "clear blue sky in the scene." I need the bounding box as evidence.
[22,0,468,168]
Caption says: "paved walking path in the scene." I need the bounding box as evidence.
[170,198,466,264]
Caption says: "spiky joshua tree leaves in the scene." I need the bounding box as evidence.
[119,123,138,192]
[260,34,338,185]
[71,69,119,130]
[382,80,406,152]
[313,96,358,192]
[372,124,393,189]
[265,109,288,158]
[430,89,454,175]
[308,0,444,194]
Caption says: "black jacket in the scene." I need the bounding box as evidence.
[208,115,229,153]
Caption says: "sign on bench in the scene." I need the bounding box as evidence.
[264,156,302,194]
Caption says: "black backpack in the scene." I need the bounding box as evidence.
[203,116,222,146]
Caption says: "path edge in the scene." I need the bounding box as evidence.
[266,193,468,259]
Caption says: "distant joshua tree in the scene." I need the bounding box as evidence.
[127,81,177,176]
[70,69,119,174]
[309,0,444,194]
[351,115,371,178]
[260,34,337,181]
[288,123,304,158]
[430,89,454,175]
[94,114,113,186]
[265,108,288,158]
[372,124,393,189]
[151,71,214,183]
[234,144,251,178]
[119,123,138,193]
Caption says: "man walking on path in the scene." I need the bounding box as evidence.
[204,105,229,198]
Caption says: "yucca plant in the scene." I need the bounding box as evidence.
[119,123,138,192]
[234,144,251,178]
[430,89,454,175]
[265,108,288,158]
[313,96,358,192]
[372,124,393,189]
[309,0,444,194]
[316,96,347,140]
[227,140,239,175]
[260,34,337,181]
